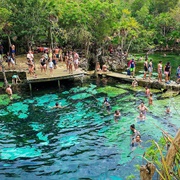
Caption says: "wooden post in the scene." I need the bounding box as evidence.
[58,79,60,91]
[29,83,32,96]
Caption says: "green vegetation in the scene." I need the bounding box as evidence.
[0,0,179,54]
[0,94,21,106]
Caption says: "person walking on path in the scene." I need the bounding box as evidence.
[148,59,153,80]
[11,44,16,64]
[164,62,171,84]
[129,59,136,78]
[157,61,163,83]
[143,59,148,80]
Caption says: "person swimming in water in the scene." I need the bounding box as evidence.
[136,112,145,122]
[130,124,140,139]
[104,100,111,114]
[114,110,121,122]
[103,97,111,114]
[165,106,171,114]
[51,102,64,109]
[137,102,148,117]
[131,135,142,148]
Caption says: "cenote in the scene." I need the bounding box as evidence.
[0,78,179,180]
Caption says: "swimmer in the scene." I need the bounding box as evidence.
[137,102,148,117]
[148,93,153,106]
[114,110,121,122]
[104,101,111,114]
[165,107,171,114]
[51,102,64,109]
[130,124,140,139]
[131,135,142,148]
[136,112,145,122]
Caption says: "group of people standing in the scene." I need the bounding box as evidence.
[26,48,80,77]
[158,61,180,84]
[128,57,180,84]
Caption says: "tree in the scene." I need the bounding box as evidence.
[0,4,11,87]
[113,9,141,54]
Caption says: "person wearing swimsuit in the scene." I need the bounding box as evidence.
[158,61,163,82]
[40,55,47,74]
[164,62,171,84]
[138,102,148,117]
[143,59,148,80]
[148,59,153,80]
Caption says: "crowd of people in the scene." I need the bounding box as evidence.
[102,83,170,150]
[127,57,180,84]
[26,48,80,77]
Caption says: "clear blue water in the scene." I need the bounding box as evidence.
[0,80,179,180]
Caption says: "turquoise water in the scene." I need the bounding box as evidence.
[0,80,179,180]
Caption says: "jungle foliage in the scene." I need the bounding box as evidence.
[0,0,180,53]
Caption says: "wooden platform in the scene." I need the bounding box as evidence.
[97,71,180,91]
[26,65,85,83]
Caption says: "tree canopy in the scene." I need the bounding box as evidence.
[0,0,179,53]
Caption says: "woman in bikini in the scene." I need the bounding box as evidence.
[158,61,163,82]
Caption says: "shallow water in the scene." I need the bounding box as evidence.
[0,81,179,180]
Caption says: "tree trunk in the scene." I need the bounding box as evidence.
[8,35,12,52]
[0,56,8,87]
[140,163,156,180]
[85,40,90,58]
[2,66,8,87]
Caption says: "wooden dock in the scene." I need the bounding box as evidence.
[26,65,85,94]
[96,71,180,91]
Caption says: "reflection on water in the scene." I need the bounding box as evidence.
[0,81,179,180]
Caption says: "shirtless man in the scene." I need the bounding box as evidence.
[138,102,148,116]
[6,85,13,100]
